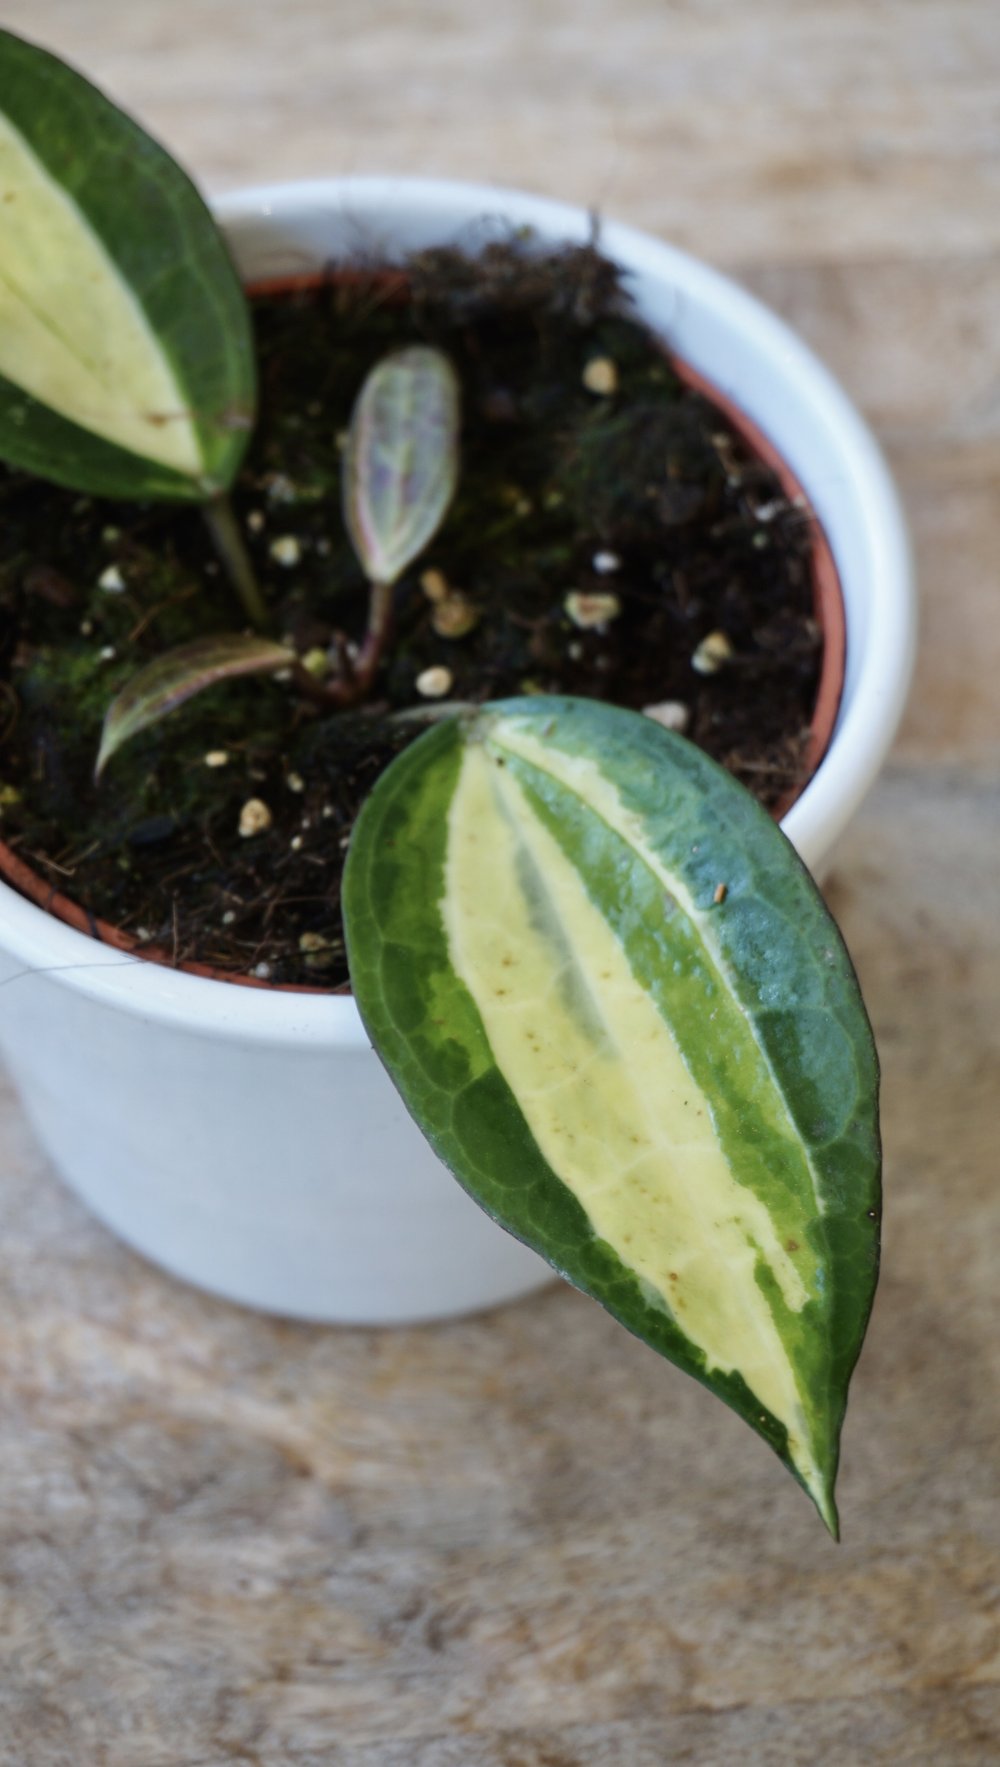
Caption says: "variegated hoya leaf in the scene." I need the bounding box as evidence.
[343,346,460,585]
[343,698,881,1534]
[96,634,295,776]
[0,30,254,500]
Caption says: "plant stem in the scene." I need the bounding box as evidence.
[324,579,395,708]
[356,580,394,684]
[202,496,270,630]
[388,700,473,724]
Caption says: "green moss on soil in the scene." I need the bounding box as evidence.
[0,241,820,987]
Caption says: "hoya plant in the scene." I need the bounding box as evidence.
[0,28,880,1535]
[95,343,462,773]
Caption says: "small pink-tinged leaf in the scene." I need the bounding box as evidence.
[344,346,460,586]
[96,634,295,777]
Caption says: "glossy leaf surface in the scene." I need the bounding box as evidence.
[96,634,294,776]
[343,698,881,1533]
[343,346,460,585]
[0,30,254,500]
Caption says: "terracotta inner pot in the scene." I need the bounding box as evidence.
[0,268,846,992]
[671,355,846,816]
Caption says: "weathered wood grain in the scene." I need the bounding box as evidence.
[4,1,1000,267]
[0,3,997,1763]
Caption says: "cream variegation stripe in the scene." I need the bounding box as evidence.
[487,718,827,1214]
[0,114,203,476]
[443,742,830,1519]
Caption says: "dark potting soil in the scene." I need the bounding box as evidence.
[0,242,821,988]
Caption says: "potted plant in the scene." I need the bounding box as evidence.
[0,32,915,1533]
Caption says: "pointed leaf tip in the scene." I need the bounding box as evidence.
[342,697,881,1530]
[96,634,295,777]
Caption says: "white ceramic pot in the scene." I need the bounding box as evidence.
[0,179,915,1322]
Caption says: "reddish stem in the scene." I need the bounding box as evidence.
[321,579,394,709]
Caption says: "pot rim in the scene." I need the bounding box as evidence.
[0,176,915,1048]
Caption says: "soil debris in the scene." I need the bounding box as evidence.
[0,241,821,987]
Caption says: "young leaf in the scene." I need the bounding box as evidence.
[96,635,295,777]
[0,30,254,501]
[343,698,881,1535]
[344,346,460,585]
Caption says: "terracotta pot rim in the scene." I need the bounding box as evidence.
[0,268,846,994]
[671,355,846,819]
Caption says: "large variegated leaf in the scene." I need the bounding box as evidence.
[0,30,254,500]
[343,698,881,1534]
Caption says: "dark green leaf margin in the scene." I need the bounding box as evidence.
[0,28,254,499]
[343,698,881,1534]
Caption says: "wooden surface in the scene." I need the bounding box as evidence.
[1,4,998,1762]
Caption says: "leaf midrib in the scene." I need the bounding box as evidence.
[488,722,830,1218]
[0,257,120,395]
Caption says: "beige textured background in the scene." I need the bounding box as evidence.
[0,4,998,1763]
